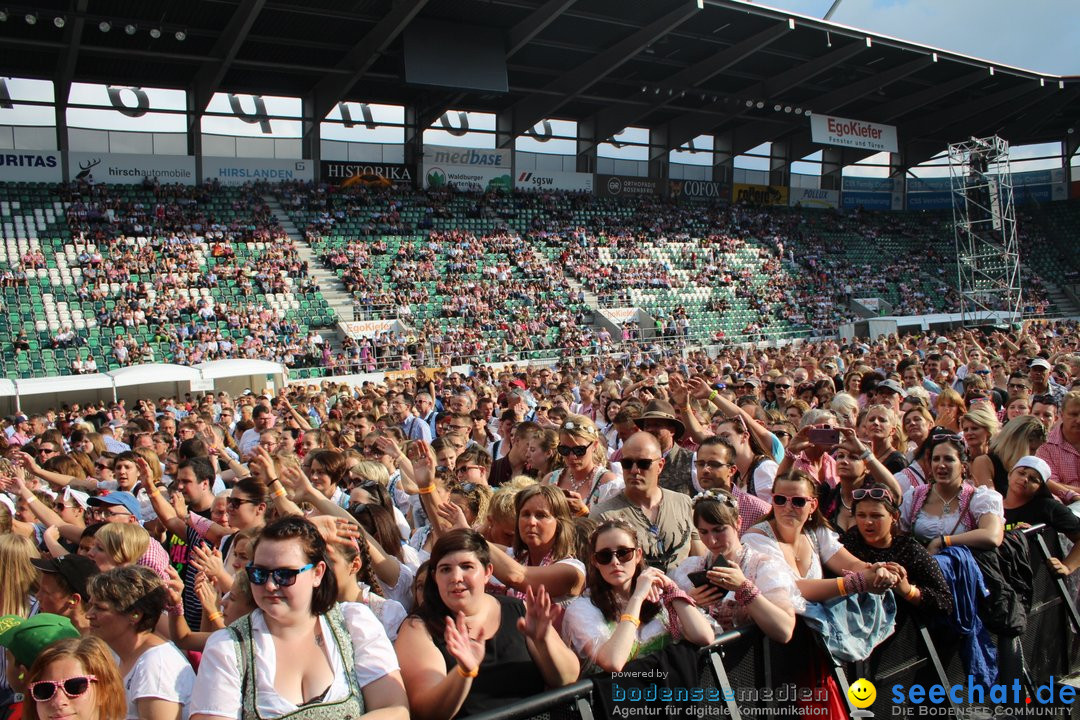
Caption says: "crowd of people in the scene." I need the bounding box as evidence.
[0,318,1078,718]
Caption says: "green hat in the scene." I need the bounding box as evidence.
[0,614,80,668]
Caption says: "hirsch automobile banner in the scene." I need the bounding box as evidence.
[811,114,898,153]
[0,151,63,182]
[515,170,593,192]
[68,152,196,185]
[788,187,840,209]
[732,183,789,206]
[202,157,313,185]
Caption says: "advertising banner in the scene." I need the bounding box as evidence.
[907,176,952,193]
[732,183,789,206]
[811,114,898,153]
[0,151,62,182]
[841,191,893,211]
[68,152,196,185]
[667,179,728,202]
[1013,184,1062,205]
[843,177,895,193]
[321,161,415,187]
[421,146,511,191]
[596,174,661,198]
[339,319,399,338]
[788,187,840,209]
[515,170,593,192]
[907,191,954,211]
[202,157,313,185]
[600,308,641,325]
[1012,168,1065,186]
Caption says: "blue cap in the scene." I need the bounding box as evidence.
[87,491,141,521]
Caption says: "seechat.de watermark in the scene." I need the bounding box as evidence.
[848,676,1075,718]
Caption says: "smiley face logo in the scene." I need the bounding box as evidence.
[848,678,877,709]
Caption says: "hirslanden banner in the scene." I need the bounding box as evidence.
[202,157,313,185]
[811,114,898,153]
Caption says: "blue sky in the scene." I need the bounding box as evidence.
[754,0,1077,75]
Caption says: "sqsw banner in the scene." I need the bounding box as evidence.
[515,170,593,192]
[422,145,512,192]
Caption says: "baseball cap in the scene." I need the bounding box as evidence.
[1029,358,1052,371]
[87,491,142,520]
[31,554,100,600]
[877,379,906,396]
[1013,456,1052,483]
[741,377,761,388]
[0,613,80,668]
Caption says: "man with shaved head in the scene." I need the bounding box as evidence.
[591,432,706,573]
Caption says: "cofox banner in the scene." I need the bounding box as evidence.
[0,151,62,182]
[515,170,593,192]
[202,157,313,185]
[788,187,839,209]
[596,174,661,198]
[321,161,414,186]
[732,183,789,206]
[668,179,728,201]
[811,114,898,153]
[68,152,196,185]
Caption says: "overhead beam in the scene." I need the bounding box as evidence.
[864,69,986,123]
[581,21,791,155]
[506,0,577,56]
[54,0,88,107]
[190,0,266,113]
[995,86,1080,141]
[662,40,866,154]
[902,83,1047,140]
[505,1,700,144]
[309,0,430,121]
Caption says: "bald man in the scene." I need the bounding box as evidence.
[591,432,706,573]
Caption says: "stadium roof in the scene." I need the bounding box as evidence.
[2,0,1077,169]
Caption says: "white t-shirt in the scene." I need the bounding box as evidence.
[124,642,196,720]
[188,604,398,719]
[751,459,780,502]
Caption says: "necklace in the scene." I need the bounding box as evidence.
[932,484,961,514]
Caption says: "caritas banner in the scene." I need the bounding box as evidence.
[811,114,898,153]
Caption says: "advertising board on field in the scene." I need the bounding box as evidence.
[596,174,661,198]
[0,151,63,182]
[811,114,898,153]
[732,183,789,206]
[68,152,196,185]
[202,157,313,185]
[788,187,839,209]
[515,170,593,192]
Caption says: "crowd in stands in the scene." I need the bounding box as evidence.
[0,319,1078,718]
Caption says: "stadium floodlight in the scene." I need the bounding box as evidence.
[24,12,36,24]
[784,106,792,113]
[175,29,186,41]
[755,101,764,109]
[149,27,161,38]
[99,20,110,32]
[0,10,7,22]
[774,104,782,112]
[125,23,137,34]
[745,100,753,108]
[53,16,64,28]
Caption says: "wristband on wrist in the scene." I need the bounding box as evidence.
[734,580,760,607]
[270,488,287,499]
[708,390,720,403]
[620,614,641,627]
[905,585,920,601]
[417,484,436,495]
[456,665,478,679]
[165,603,184,617]
[26,495,38,504]
[944,535,952,547]
[206,611,223,623]
[837,577,848,597]
[858,448,873,461]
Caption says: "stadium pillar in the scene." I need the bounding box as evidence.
[712,132,733,185]
[301,94,320,180]
[648,126,668,180]
[186,88,203,183]
[576,117,597,174]
[769,139,789,187]
[1065,135,1079,171]
[820,148,843,191]
[404,106,422,189]
[56,95,70,183]
[889,152,906,210]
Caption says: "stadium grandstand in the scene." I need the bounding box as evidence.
[0,0,1078,718]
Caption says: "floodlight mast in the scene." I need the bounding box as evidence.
[948,135,1023,328]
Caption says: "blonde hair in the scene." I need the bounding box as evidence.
[0,534,40,616]
[131,447,162,484]
[351,460,390,487]
[559,414,606,467]
[829,392,859,428]
[94,522,150,567]
[860,404,906,452]
[487,476,537,532]
[962,403,1001,437]
[989,415,1047,472]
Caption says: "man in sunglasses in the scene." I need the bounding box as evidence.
[592,432,705,574]
[765,375,794,411]
[633,399,694,497]
[1029,358,1066,406]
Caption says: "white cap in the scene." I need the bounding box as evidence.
[1029,358,1052,371]
[1013,455,1052,483]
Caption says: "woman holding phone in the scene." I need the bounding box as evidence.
[671,491,797,642]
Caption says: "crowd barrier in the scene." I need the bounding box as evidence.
[460,524,1080,720]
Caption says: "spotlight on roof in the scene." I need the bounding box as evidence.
[175,29,186,41]
[774,104,781,112]
[99,20,110,32]
[745,99,753,108]
[53,16,64,28]
[784,106,792,113]
[149,27,161,39]
[755,101,764,109]
[24,12,36,24]
[124,23,136,34]
[0,10,8,22]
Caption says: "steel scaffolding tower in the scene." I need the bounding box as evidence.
[948,136,1022,327]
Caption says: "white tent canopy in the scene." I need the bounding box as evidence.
[195,359,286,379]
[0,379,16,398]
[108,364,203,387]
[14,373,114,396]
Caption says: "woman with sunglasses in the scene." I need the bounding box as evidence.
[742,471,899,602]
[839,484,952,616]
[542,416,621,515]
[87,566,195,720]
[828,428,903,532]
[898,434,1004,555]
[190,516,408,720]
[394,529,579,719]
[23,635,125,720]
[562,519,714,673]
[671,492,797,643]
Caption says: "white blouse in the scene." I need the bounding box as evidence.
[670,545,805,618]
[899,485,1004,542]
[188,604,398,719]
[741,524,842,582]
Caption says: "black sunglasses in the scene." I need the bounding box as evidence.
[557,444,591,457]
[619,458,656,471]
[772,494,810,508]
[773,383,792,390]
[245,562,315,587]
[593,547,636,565]
[30,676,97,702]
[226,497,257,510]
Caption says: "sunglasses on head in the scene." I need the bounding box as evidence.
[30,676,97,702]
[557,444,591,457]
[772,494,811,508]
[593,547,636,565]
[852,487,894,503]
[245,562,315,587]
[619,457,656,471]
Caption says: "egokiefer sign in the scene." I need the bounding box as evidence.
[0,151,62,183]
[515,170,593,192]
[811,114,898,154]
[68,152,196,185]
[423,145,512,191]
